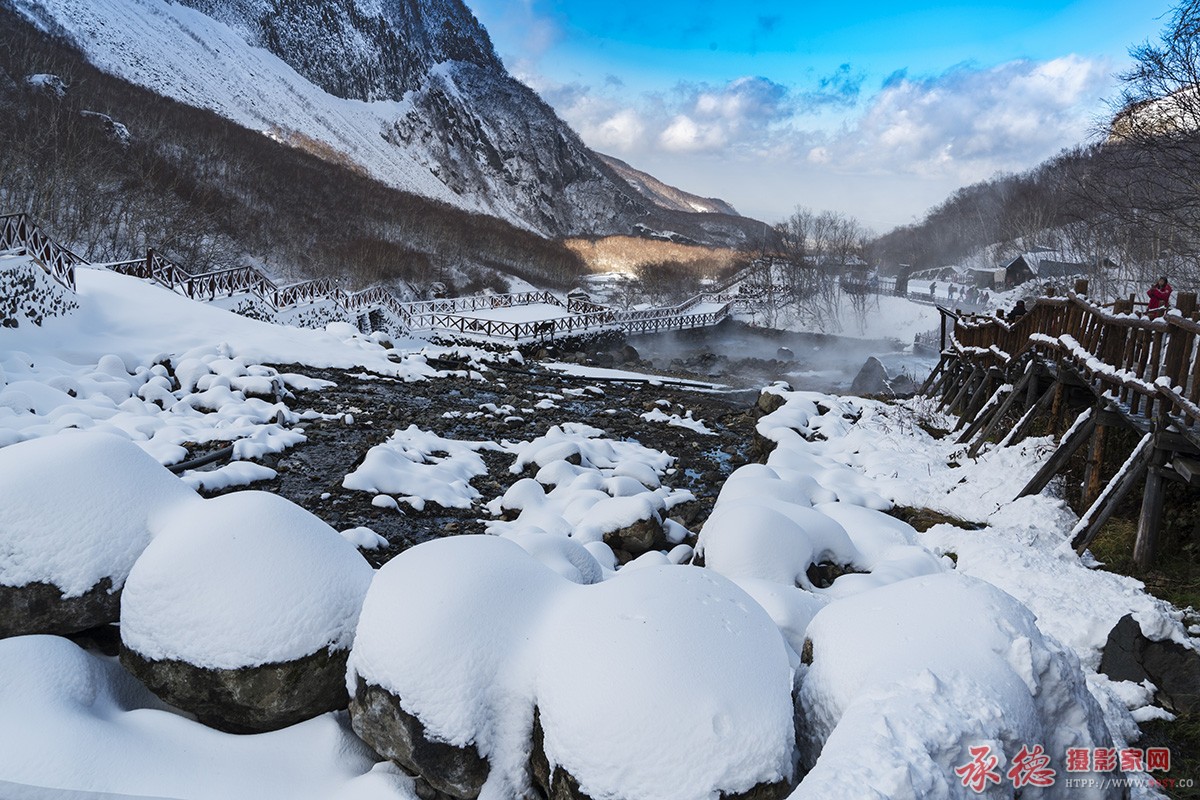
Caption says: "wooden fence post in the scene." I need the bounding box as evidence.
[1134,446,1171,569]
[1178,291,1198,317]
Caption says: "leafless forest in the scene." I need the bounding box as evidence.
[0,7,586,294]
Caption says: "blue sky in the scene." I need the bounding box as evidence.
[465,0,1176,232]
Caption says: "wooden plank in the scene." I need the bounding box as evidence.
[1170,455,1200,485]
[965,364,1036,455]
[1016,407,1095,499]
[1001,381,1057,447]
[1082,421,1109,507]
[1070,432,1154,553]
[1133,448,1170,568]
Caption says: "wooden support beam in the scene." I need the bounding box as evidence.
[1017,407,1096,499]
[954,369,997,432]
[1070,432,1154,553]
[1049,375,1067,436]
[1082,421,1109,507]
[1170,455,1200,485]
[937,364,967,410]
[926,368,953,401]
[1001,381,1057,447]
[919,354,949,396]
[965,364,1036,455]
[953,365,987,417]
[944,365,980,414]
[1133,448,1171,569]
[956,376,1006,441]
[1155,464,1189,486]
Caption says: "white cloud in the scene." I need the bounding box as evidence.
[593,108,646,150]
[814,55,1114,179]
[463,3,1119,228]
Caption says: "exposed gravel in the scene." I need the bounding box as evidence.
[221,356,766,568]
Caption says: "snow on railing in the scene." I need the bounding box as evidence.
[2,213,734,343]
[0,213,85,291]
[942,280,1200,429]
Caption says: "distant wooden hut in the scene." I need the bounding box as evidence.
[1000,252,1091,289]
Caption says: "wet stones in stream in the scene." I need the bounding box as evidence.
[207,361,762,568]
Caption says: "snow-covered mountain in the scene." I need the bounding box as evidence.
[598,153,740,217]
[9,0,714,239]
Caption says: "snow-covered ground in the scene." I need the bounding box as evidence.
[1,256,1194,799]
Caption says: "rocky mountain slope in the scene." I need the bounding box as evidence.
[598,153,739,216]
[9,0,761,246]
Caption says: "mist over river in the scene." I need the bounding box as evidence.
[626,320,940,393]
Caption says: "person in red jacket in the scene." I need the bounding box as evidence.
[1148,276,1172,318]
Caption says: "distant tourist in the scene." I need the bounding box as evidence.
[929,282,937,298]
[948,285,957,299]
[1147,276,1173,318]
[1007,300,1027,323]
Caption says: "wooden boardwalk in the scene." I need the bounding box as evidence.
[926,279,1200,568]
[2,213,734,343]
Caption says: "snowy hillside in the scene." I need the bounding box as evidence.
[9,0,654,237]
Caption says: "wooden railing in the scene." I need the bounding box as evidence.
[946,280,1200,429]
[0,213,85,290]
[843,275,991,311]
[2,212,733,342]
[105,249,422,331]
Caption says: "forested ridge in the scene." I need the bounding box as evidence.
[0,5,587,293]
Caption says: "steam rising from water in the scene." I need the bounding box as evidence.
[628,321,938,392]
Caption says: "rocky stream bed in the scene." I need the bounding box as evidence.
[229,348,772,567]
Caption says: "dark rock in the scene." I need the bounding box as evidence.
[349,677,489,799]
[617,344,640,364]
[849,357,892,396]
[756,391,787,415]
[805,561,864,589]
[0,577,118,639]
[775,347,794,361]
[120,644,352,733]
[602,514,665,555]
[751,432,779,463]
[889,373,918,396]
[1100,614,1200,714]
[667,498,702,526]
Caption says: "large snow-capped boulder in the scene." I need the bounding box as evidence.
[795,574,1115,799]
[531,566,796,800]
[349,535,560,798]
[348,536,797,799]
[0,432,197,638]
[119,491,374,733]
[696,500,861,590]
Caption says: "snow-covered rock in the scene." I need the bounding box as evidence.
[119,491,374,732]
[534,566,796,800]
[796,574,1115,799]
[0,431,196,637]
[348,536,797,799]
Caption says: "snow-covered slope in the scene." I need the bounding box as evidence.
[10,0,651,237]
